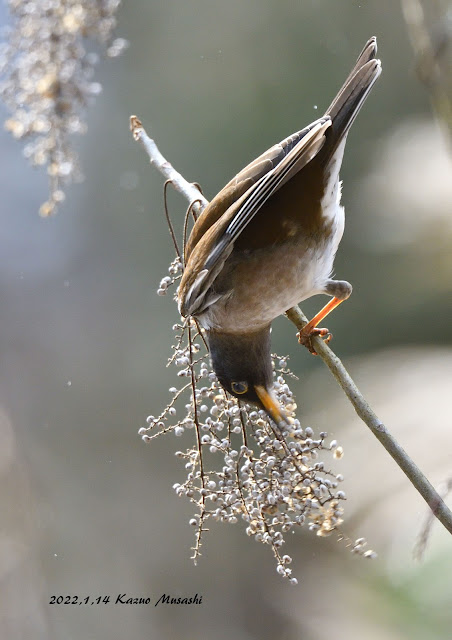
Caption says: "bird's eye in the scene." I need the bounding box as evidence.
[231,381,248,394]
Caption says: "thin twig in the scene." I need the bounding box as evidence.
[163,180,182,259]
[414,477,452,560]
[130,116,208,214]
[401,0,452,143]
[183,199,203,266]
[130,115,452,537]
[187,319,206,563]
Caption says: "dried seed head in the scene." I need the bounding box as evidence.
[1,0,125,214]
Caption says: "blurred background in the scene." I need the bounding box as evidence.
[0,0,452,638]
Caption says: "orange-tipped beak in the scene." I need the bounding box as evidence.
[254,385,288,426]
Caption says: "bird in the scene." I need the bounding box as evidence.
[178,37,382,426]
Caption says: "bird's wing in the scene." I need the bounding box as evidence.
[179,117,331,317]
[184,118,329,261]
[217,117,331,253]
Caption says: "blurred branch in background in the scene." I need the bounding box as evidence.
[415,477,452,560]
[0,0,127,216]
[401,0,452,144]
[130,115,452,541]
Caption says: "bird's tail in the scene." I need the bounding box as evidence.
[321,37,382,163]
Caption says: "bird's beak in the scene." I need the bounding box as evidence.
[254,385,289,427]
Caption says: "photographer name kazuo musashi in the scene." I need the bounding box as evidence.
[114,593,203,606]
[155,593,203,606]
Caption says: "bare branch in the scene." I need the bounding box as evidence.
[131,115,452,538]
[285,306,452,535]
[130,116,207,216]
[401,0,452,143]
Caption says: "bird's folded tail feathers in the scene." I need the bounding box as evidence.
[321,36,382,162]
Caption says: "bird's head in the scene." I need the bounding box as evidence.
[207,326,288,426]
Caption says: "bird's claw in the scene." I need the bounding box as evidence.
[297,327,332,355]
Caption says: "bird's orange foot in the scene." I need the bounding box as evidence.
[297,327,332,355]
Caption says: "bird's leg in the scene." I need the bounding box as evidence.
[297,280,352,354]
[297,297,342,353]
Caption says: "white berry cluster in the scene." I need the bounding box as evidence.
[157,257,183,296]
[0,0,127,215]
[139,316,376,582]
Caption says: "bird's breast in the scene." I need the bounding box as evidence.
[198,206,344,332]
[196,152,347,332]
